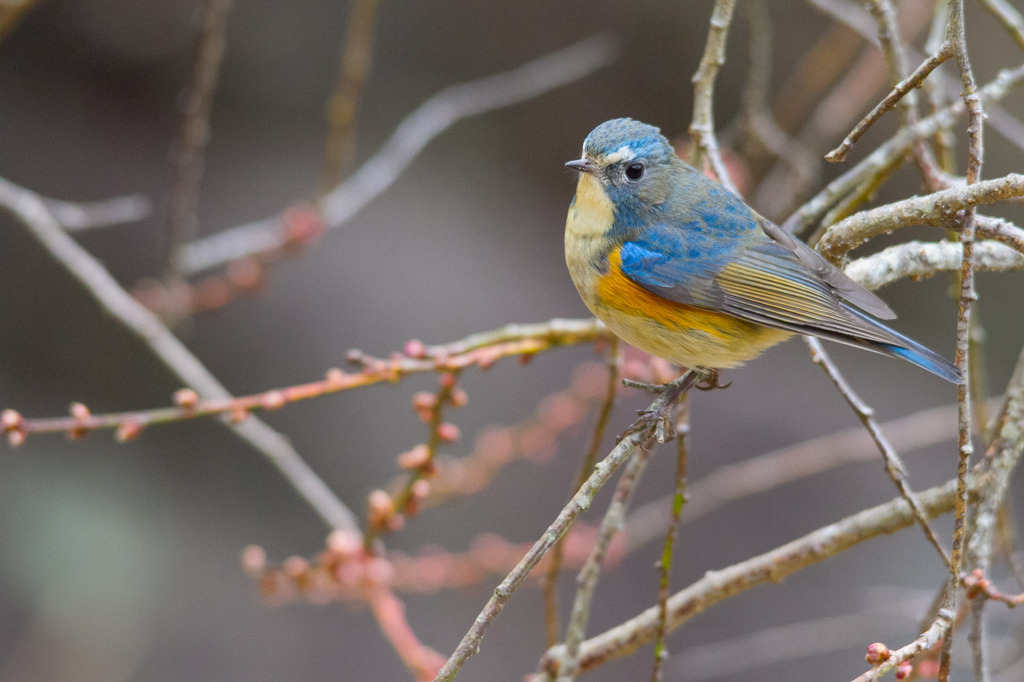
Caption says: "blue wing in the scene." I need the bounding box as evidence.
[615,173,901,349]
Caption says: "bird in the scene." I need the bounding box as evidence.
[564,117,962,385]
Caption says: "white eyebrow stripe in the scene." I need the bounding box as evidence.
[602,145,635,165]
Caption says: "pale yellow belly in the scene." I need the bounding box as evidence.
[565,228,789,369]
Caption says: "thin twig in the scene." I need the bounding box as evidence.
[0,174,359,533]
[166,0,233,281]
[434,374,694,681]
[939,2,983,678]
[431,429,656,681]
[650,398,688,682]
[783,63,1024,236]
[826,44,952,163]
[544,340,620,648]
[810,154,903,245]
[977,216,1024,255]
[868,0,948,187]
[867,0,918,125]
[965,344,1024,680]
[556,437,655,681]
[45,194,151,231]
[2,318,607,443]
[805,0,878,39]
[687,0,740,194]
[538,474,986,676]
[843,239,1023,291]
[364,371,462,549]
[816,173,1024,261]
[671,595,927,681]
[316,0,381,200]
[923,2,957,174]
[740,0,821,206]
[806,337,951,564]
[852,611,954,682]
[367,585,446,681]
[978,0,1024,53]
[178,35,618,275]
[623,398,1002,553]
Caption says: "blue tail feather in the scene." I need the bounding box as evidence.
[841,307,963,384]
[877,341,963,384]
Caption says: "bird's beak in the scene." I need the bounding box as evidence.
[565,158,594,173]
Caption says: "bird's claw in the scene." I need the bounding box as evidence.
[694,369,731,391]
[618,404,676,442]
[618,369,711,442]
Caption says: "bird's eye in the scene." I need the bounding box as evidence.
[625,162,645,180]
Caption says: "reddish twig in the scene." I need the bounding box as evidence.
[364,372,465,547]
[1,318,606,444]
[243,532,445,681]
[965,569,1024,607]
[851,615,951,682]
[424,360,615,508]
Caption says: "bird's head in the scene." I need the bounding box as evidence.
[566,118,678,224]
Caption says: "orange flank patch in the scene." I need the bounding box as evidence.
[597,249,739,340]
[592,247,792,368]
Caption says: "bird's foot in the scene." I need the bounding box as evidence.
[620,369,711,442]
[694,369,731,391]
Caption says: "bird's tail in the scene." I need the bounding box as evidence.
[876,339,962,384]
[844,308,963,384]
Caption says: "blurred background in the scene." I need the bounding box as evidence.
[1,1,1022,680]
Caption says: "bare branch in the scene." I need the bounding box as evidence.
[806,337,950,565]
[2,318,607,442]
[165,0,233,280]
[687,0,740,194]
[852,612,952,682]
[0,174,359,533]
[650,399,688,682]
[784,63,1024,236]
[844,239,1023,291]
[556,440,654,680]
[433,430,655,682]
[978,0,1024,53]
[671,595,927,680]
[539,475,986,676]
[939,2,984,677]
[177,35,618,275]
[817,173,1024,261]
[316,0,381,199]
[44,194,151,231]
[436,374,696,682]
[826,44,952,163]
[545,340,621,648]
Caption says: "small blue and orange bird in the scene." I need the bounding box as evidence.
[564,118,962,384]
